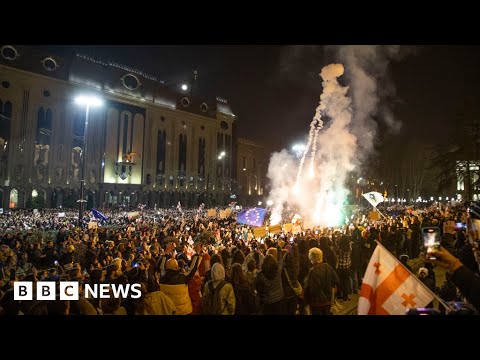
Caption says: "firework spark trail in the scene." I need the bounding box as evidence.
[309,120,323,177]
[294,119,316,190]
[268,46,402,227]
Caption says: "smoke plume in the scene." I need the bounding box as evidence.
[267,46,403,227]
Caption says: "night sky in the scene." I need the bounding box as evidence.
[41,45,480,156]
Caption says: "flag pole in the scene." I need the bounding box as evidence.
[373,240,452,312]
[374,207,388,221]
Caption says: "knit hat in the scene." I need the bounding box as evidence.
[418,267,428,276]
[211,262,225,282]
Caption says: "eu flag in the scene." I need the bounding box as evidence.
[236,208,267,227]
[91,208,108,221]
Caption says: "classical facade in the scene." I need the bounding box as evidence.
[236,138,268,205]
[0,45,235,209]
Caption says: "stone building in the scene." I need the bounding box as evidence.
[236,137,268,206]
[0,45,235,209]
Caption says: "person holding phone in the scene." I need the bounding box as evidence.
[453,230,479,274]
[425,246,480,312]
[422,227,441,260]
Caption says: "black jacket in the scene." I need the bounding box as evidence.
[450,265,480,312]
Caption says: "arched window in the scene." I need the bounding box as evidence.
[198,138,205,176]
[72,110,85,149]
[36,108,52,146]
[0,101,11,163]
[178,134,187,174]
[9,188,18,208]
[157,130,166,175]
[4,101,12,118]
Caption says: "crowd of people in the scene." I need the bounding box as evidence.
[0,202,478,315]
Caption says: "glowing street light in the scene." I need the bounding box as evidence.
[74,95,103,227]
[181,84,188,91]
[292,143,306,159]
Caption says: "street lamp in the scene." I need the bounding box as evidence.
[206,151,226,206]
[74,95,103,227]
[292,143,306,159]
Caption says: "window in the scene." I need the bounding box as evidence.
[42,57,58,71]
[220,121,228,130]
[200,103,208,112]
[9,188,18,208]
[178,134,187,174]
[181,97,190,107]
[198,138,206,176]
[121,74,140,90]
[1,45,18,61]
[156,130,166,175]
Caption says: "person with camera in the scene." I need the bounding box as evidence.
[425,246,480,312]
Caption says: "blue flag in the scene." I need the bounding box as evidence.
[91,208,108,221]
[236,208,267,227]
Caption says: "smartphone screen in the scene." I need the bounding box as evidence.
[422,227,441,260]
[454,223,466,231]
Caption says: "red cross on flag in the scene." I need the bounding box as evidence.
[358,243,435,315]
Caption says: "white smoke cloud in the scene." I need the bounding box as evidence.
[267,46,403,227]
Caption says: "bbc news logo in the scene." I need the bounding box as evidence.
[14,282,142,300]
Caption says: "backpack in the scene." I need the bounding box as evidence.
[202,280,227,315]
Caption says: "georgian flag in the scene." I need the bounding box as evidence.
[358,243,435,315]
[362,191,385,208]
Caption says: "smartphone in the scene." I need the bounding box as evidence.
[289,236,294,244]
[422,227,441,260]
[54,260,59,266]
[454,223,467,231]
[315,230,319,235]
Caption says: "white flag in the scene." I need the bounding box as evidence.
[358,243,435,315]
[362,191,384,208]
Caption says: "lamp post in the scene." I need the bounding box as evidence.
[206,151,225,206]
[74,95,103,227]
[292,143,306,159]
[242,167,248,205]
